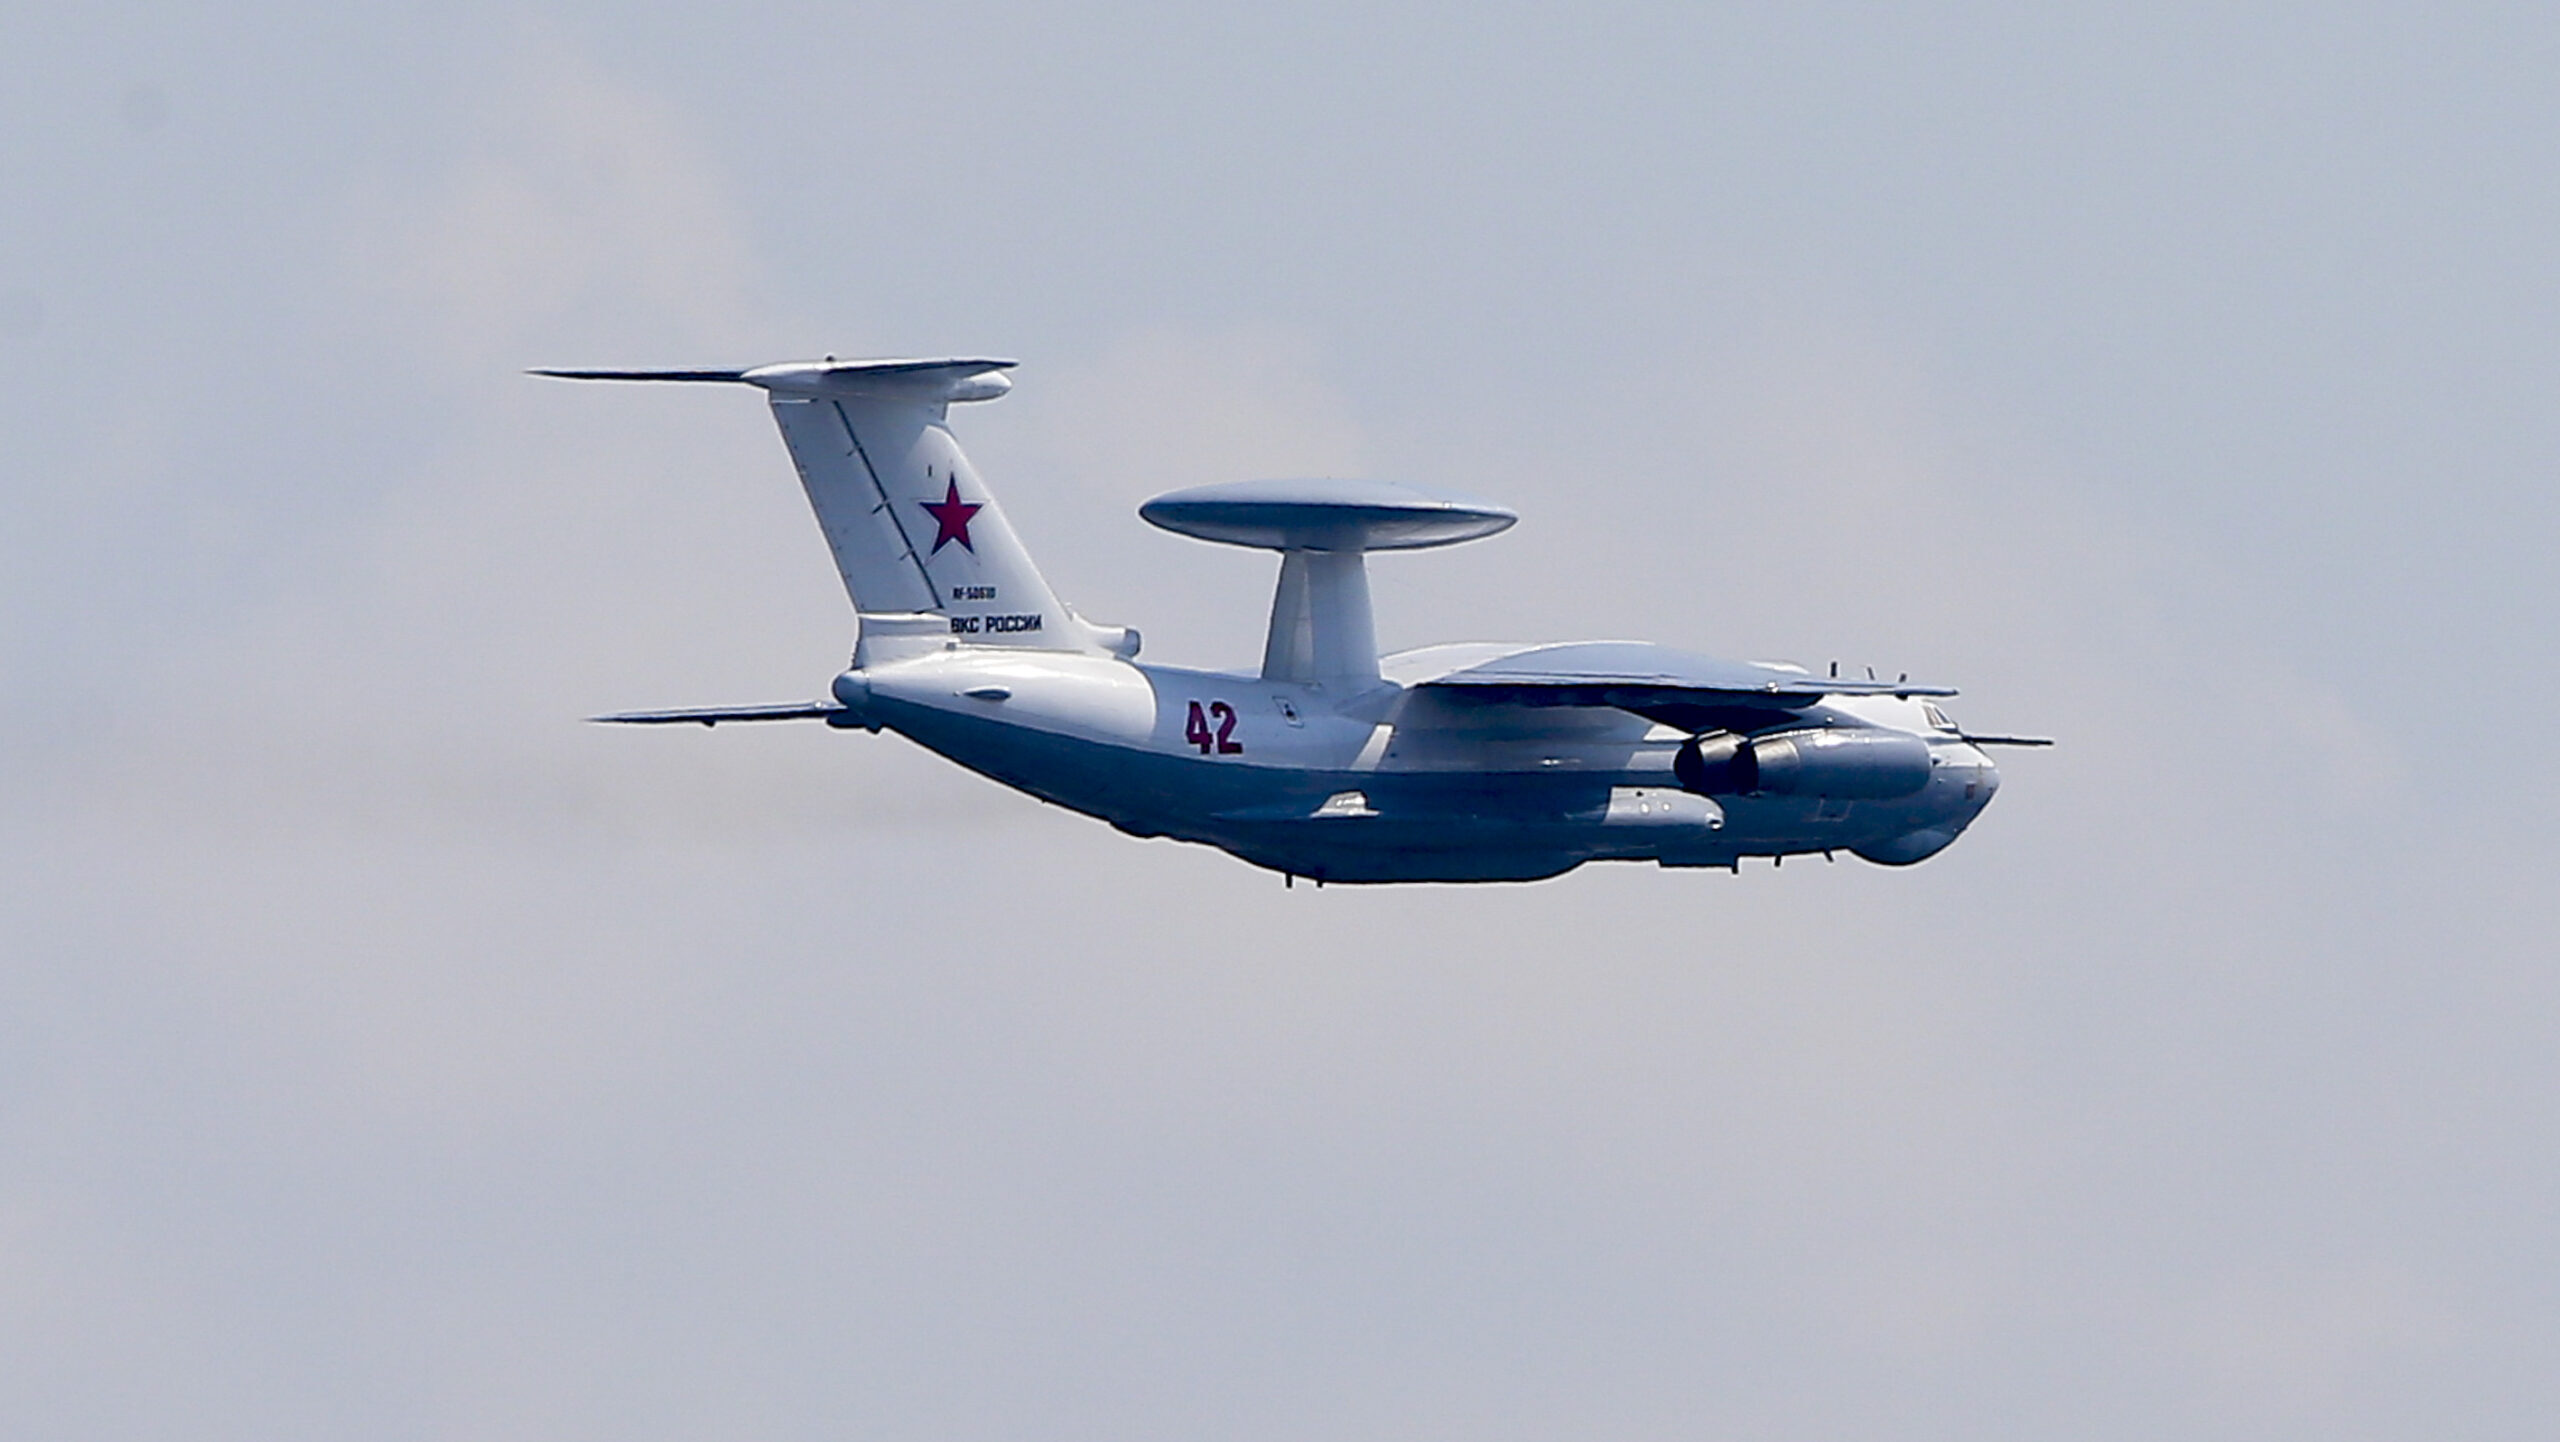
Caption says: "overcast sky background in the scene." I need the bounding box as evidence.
[5,5,2557,1440]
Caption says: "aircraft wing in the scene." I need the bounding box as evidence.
[1415,642,1953,732]
[590,702,845,727]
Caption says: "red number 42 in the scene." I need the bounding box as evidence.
[1185,700,1244,755]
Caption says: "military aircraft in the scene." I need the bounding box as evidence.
[537,357,2044,884]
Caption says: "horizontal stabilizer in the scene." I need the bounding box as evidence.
[591,702,843,727]
[532,357,1017,403]
[529,368,749,383]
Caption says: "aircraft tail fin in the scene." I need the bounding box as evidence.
[537,359,1125,662]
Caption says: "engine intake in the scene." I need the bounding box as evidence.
[1676,728,1932,800]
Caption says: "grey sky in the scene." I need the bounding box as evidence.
[5,5,2556,1439]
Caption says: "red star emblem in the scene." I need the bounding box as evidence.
[919,479,983,555]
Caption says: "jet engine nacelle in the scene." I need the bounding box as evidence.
[1676,728,1933,800]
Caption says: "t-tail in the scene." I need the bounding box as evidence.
[533,358,1135,666]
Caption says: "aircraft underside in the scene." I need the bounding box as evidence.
[876,696,1998,884]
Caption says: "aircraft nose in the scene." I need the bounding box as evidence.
[1940,742,2000,810]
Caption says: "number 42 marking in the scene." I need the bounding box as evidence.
[1185,700,1245,755]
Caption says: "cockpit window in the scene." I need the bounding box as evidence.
[1922,703,1956,731]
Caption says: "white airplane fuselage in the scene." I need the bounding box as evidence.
[833,643,1999,883]
[542,356,2023,884]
